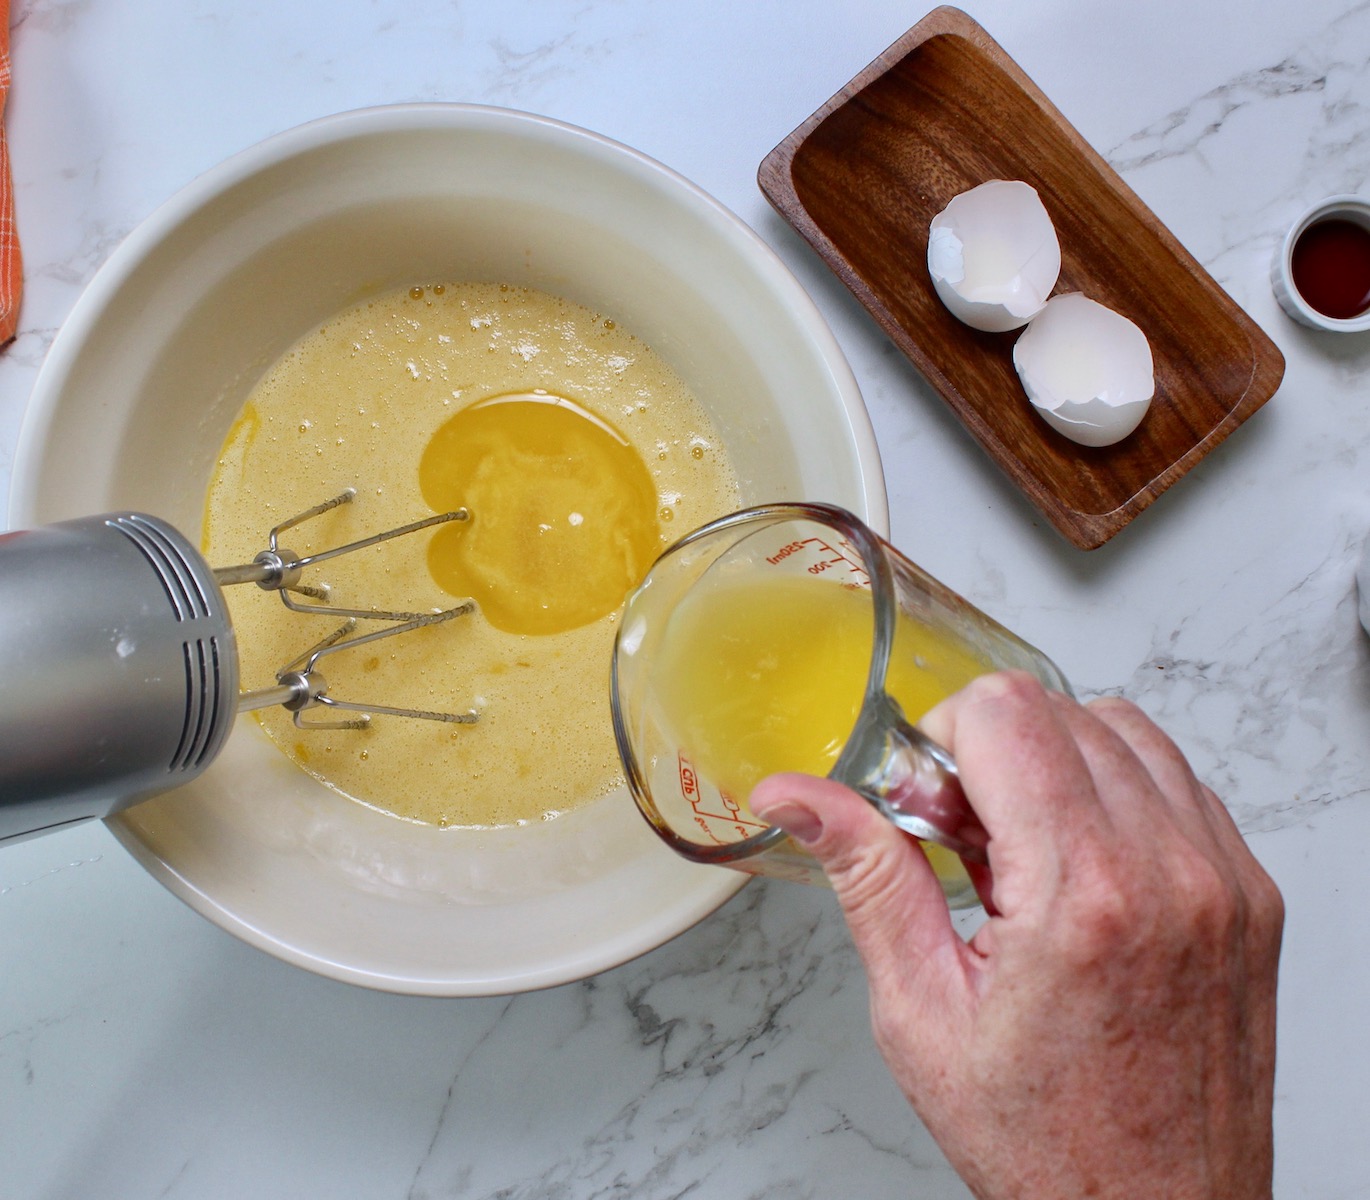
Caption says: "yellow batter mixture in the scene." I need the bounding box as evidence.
[203,282,738,828]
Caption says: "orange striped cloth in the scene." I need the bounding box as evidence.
[0,0,19,344]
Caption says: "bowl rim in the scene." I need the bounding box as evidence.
[10,103,888,993]
[13,102,889,532]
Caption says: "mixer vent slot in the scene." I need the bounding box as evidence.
[172,635,226,773]
[106,515,213,622]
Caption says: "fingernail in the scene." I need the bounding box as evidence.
[753,800,823,845]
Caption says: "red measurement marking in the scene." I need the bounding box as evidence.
[806,536,869,585]
[764,540,807,566]
[762,535,870,585]
[677,752,767,844]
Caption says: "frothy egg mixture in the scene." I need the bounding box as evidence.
[204,282,739,828]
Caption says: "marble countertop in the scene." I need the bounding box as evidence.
[4,1,1369,1196]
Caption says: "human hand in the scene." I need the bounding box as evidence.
[749,671,1283,1200]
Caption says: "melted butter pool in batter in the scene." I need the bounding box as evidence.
[203,282,739,828]
[420,391,662,636]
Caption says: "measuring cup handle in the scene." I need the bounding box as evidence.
[836,701,990,866]
[883,721,989,865]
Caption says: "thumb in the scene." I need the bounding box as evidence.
[750,773,962,990]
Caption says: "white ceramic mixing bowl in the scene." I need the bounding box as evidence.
[11,104,886,995]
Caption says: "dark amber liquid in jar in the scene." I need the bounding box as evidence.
[1290,217,1370,320]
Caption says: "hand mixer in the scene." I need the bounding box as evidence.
[0,490,476,846]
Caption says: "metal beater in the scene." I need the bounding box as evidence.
[0,489,477,845]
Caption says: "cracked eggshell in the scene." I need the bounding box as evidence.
[927,180,1062,332]
[1012,293,1155,448]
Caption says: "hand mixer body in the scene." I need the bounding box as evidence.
[0,514,239,845]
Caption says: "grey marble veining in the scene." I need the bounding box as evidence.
[403,884,971,1200]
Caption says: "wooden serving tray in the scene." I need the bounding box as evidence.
[758,6,1285,549]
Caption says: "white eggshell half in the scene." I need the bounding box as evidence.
[927,180,1062,332]
[1013,293,1155,448]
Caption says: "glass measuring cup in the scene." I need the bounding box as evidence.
[610,503,1072,906]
